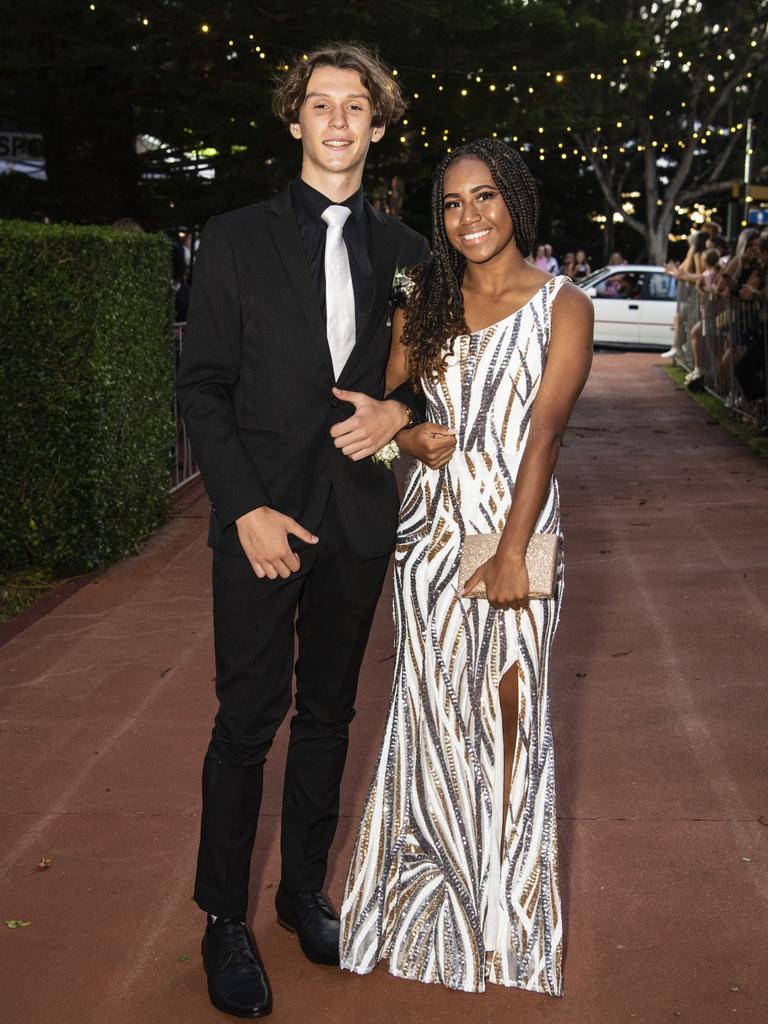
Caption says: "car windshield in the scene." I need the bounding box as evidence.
[593,271,644,299]
[575,269,606,288]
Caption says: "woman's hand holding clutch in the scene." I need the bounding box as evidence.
[462,550,530,610]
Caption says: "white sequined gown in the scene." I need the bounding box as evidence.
[340,276,568,996]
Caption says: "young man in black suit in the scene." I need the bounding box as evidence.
[177,43,438,1018]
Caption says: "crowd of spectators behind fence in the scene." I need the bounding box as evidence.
[533,223,768,415]
[663,222,768,400]
[662,221,768,411]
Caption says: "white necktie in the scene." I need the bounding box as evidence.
[321,205,356,380]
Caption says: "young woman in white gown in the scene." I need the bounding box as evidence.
[340,139,593,997]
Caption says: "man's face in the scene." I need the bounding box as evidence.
[290,66,384,179]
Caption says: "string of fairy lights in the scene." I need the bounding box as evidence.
[83,3,764,165]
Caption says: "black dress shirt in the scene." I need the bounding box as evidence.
[290,178,373,339]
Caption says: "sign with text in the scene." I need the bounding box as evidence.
[0,132,44,165]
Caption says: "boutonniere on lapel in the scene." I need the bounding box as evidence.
[390,267,416,308]
[371,439,400,471]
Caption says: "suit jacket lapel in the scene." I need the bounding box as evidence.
[337,203,395,386]
[268,187,334,377]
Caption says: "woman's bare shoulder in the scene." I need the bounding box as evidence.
[553,279,594,323]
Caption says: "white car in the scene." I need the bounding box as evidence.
[576,264,677,349]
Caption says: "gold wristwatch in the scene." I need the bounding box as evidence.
[401,404,417,430]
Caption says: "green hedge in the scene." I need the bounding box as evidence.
[0,220,174,574]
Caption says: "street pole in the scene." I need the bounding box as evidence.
[743,117,754,223]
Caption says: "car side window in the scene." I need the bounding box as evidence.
[594,272,644,300]
[645,273,677,300]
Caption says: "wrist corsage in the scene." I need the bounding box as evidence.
[371,439,400,470]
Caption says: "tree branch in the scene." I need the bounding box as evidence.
[688,132,742,193]
[678,63,766,202]
[574,132,647,238]
[639,121,659,230]
[702,51,765,126]
[658,72,705,223]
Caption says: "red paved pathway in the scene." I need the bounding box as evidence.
[2,353,767,1023]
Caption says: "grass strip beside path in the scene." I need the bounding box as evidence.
[663,365,768,460]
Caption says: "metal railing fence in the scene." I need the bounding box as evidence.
[675,281,768,427]
[171,322,200,493]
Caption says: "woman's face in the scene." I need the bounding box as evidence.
[535,244,546,259]
[442,156,516,265]
[576,249,586,262]
[744,238,759,259]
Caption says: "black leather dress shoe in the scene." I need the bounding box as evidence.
[275,887,340,966]
[202,918,272,1018]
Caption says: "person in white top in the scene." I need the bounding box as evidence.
[545,243,559,274]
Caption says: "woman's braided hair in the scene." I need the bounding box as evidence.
[401,139,540,382]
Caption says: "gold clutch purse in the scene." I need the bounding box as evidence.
[458,532,560,600]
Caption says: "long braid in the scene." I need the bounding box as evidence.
[402,139,540,383]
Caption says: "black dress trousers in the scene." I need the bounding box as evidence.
[193,492,390,917]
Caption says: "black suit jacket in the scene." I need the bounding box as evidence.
[176,186,429,560]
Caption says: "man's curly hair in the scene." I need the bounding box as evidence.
[272,42,405,128]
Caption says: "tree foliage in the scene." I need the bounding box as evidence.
[568,0,768,261]
[2,0,766,261]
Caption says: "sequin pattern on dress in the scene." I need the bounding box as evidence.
[340,275,568,996]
